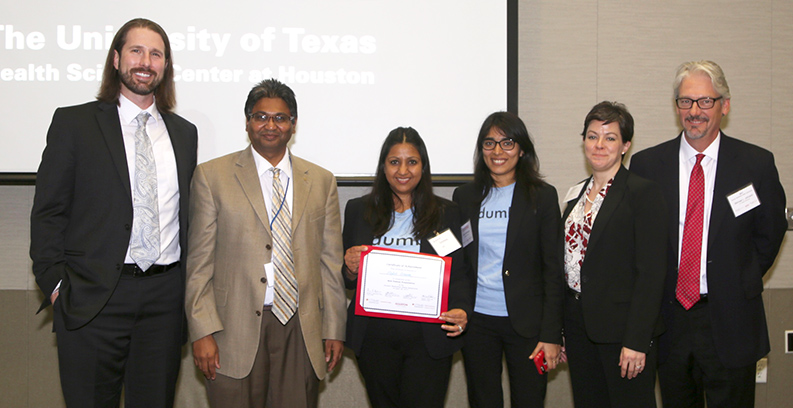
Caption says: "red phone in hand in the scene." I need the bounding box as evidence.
[533,350,548,375]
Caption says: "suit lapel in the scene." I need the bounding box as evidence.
[659,136,682,260]
[463,188,482,269]
[96,102,131,199]
[708,134,736,250]
[561,177,590,222]
[162,113,190,200]
[588,166,628,250]
[503,183,527,260]
[234,149,272,233]
[290,155,311,233]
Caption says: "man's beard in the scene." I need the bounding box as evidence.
[119,68,162,96]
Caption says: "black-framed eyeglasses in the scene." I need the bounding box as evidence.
[248,112,294,126]
[482,138,517,151]
[675,97,723,110]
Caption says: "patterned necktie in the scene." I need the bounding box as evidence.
[677,153,705,309]
[129,111,160,271]
[271,168,297,324]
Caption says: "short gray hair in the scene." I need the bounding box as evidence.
[673,60,731,99]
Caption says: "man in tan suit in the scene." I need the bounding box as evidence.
[186,79,346,408]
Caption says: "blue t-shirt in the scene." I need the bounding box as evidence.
[475,183,514,316]
[371,209,421,252]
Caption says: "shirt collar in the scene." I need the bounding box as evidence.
[118,94,160,126]
[681,131,721,163]
[252,146,292,178]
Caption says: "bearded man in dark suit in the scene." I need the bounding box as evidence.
[30,18,198,408]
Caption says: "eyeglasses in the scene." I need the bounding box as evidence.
[482,138,517,151]
[248,112,294,126]
[675,97,723,110]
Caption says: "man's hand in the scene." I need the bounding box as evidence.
[193,334,220,380]
[324,339,344,372]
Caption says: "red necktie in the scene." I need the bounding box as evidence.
[677,154,705,310]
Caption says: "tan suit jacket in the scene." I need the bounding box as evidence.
[185,147,346,379]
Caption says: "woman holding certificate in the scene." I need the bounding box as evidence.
[453,111,565,407]
[342,127,472,408]
[561,101,666,407]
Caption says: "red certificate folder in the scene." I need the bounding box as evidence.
[354,246,451,323]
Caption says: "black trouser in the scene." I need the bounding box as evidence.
[54,268,183,408]
[658,299,756,408]
[356,318,452,408]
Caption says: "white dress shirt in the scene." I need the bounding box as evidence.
[252,146,294,305]
[678,133,721,294]
[118,94,181,265]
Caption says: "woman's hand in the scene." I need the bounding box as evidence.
[530,342,563,371]
[343,245,368,279]
[619,346,646,379]
[440,309,468,337]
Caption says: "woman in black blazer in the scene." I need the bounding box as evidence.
[453,112,565,407]
[561,102,667,408]
[342,127,472,408]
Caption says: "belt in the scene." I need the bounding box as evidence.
[121,262,179,277]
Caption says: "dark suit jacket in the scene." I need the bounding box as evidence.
[561,166,667,353]
[453,181,565,344]
[630,133,787,367]
[30,100,198,330]
[342,196,473,359]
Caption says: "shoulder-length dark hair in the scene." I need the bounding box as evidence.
[365,127,442,239]
[96,18,176,113]
[473,111,543,201]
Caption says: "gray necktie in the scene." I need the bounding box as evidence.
[129,111,160,271]
[271,168,297,324]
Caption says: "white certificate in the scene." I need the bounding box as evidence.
[355,246,451,323]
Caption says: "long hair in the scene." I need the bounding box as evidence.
[472,111,543,202]
[365,127,443,239]
[96,18,176,113]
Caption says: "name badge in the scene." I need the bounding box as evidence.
[428,228,462,257]
[727,183,761,217]
[460,220,474,247]
[263,263,275,305]
[564,181,587,203]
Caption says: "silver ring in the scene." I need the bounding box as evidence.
[457,324,463,332]
[636,365,643,370]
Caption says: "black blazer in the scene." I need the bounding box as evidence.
[561,166,667,353]
[630,133,787,367]
[342,196,473,359]
[453,181,565,344]
[30,100,198,330]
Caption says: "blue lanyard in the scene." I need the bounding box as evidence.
[270,173,290,230]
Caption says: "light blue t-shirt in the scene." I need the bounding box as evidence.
[475,183,514,316]
[371,209,421,253]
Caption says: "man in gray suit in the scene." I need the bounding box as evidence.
[186,79,346,408]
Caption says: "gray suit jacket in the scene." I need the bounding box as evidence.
[185,148,346,379]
